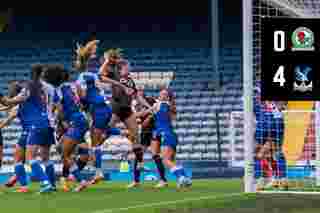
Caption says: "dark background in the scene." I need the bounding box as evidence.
[261,18,320,101]
[1,1,242,48]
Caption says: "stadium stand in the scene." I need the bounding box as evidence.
[0,33,245,175]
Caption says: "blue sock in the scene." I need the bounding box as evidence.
[14,163,27,186]
[30,160,49,184]
[44,161,56,187]
[70,159,87,182]
[255,158,262,179]
[94,147,102,170]
[170,166,186,178]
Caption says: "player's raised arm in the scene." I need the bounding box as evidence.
[0,105,12,112]
[1,87,29,106]
[137,103,159,118]
[99,61,127,90]
[0,106,18,129]
[98,50,129,90]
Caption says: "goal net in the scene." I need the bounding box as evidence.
[243,0,320,193]
[231,110,320,192]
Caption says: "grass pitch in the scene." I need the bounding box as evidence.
[1,179,320,213]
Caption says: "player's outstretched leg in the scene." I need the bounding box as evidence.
[72,146,90,192]
[14,162,28,193]
[151,134,191,189]
[92,145,104,183]
[127,145,144,188]
[5,142,26,189]
[89,127,105,185]
[152,154,168,188]
[27,142,53,193]
[127,156,142,188]
[61,139,75,192]
[41,132,57,191]
[11,141,28,192]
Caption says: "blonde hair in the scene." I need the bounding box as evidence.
[103,48,123,60]
[74,40,99,71]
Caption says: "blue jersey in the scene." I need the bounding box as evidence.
[87,56,100,74]
[152,101,178,149]
[254,98,267,122]
[271,106,284,134]
[41,80,60,128]
[16,81,50,130]
[153,101,174,131]
[77,72,106,105]
[57,82,83,123]
[77,71,112,130]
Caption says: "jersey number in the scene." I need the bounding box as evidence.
[273,66,285,87]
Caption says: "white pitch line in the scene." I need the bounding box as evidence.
[92,192,244,213]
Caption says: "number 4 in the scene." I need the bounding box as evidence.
[273,66,285,87]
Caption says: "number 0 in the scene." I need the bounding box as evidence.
[273,66,285,87]
[274,31,285,52]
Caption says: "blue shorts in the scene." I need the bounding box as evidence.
[64,114,89,143]
[17,130,28,149]
[105,127,121,137]
[255,126,269,145]
[255,115,273,145]
[91,105,112,130]
[26,127,55,146]
[153,129,178,150]
[270,118,284,145]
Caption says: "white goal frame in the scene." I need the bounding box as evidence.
[242,0,320,193]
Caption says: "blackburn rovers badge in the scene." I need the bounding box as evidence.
[291,27,314,51]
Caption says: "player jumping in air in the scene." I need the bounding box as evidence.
[99,49,138,143]
[99,50,152,177]
[53,69,91,192]
[74,40,123,185]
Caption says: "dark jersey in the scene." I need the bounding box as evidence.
[113,77,136,107]
[107,64,136,107]
[141,96,156,131]
[107,64,121,97]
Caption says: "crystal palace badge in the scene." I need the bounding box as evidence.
[293,65,313,92]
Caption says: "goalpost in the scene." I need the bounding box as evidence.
[242,0,320,193]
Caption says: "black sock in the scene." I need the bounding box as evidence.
[133,147,143,163]
[153,155,167,182]
[133,159,141,183]
[76,159,87,171]
[62,164,70,178]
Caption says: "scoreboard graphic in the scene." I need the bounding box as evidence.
[261,18,320,101]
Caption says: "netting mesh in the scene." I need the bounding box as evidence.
[282,0,320,16]
[247,0,320,192]
[231,110,320,191]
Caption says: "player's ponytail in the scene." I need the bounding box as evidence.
[74,40,99,72]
